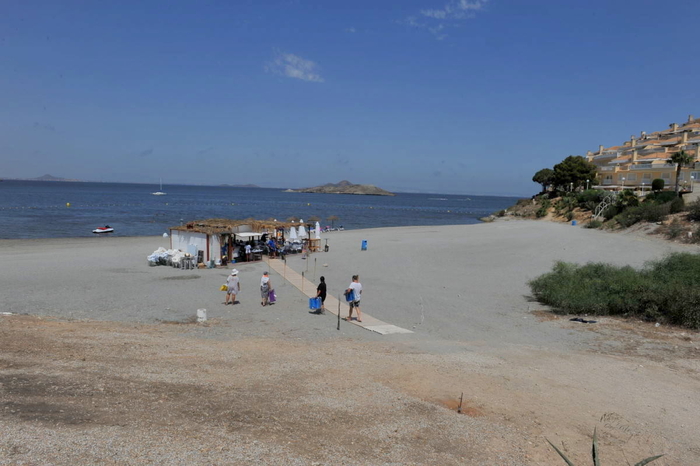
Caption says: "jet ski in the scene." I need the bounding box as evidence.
[92,225,114,234]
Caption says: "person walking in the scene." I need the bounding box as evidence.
[315,276,327,314]
[245,243,252,262]
[345,274,362,322]
[225,269,240,305]
[260,271,272,306]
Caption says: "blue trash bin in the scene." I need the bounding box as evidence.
[572,220,577,226]
[361,239,367,251]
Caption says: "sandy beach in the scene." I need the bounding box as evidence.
[1,220,699,465]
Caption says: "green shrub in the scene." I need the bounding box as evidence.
[583,200,598,211]
[496,209,507,217]
[645,191,676,204]
[555,196,577,213]
[602,204,620,220]
[536,206,548,218]
[529,252,700,328]
[670,196,685,213]
[687,199,700,221]
[615,202,671,227]
[585,219,603,229]
[576,189,606,206]
[565,211,574,221]
[642,202,671,222]
[652,178,665,192]
[617,189,639,207]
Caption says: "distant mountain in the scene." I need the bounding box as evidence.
[288,180,395,196]
[32,174,80,182]
[218,183,262,188]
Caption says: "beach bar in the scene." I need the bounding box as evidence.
[169,218,300,264]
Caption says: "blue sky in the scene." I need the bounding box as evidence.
[1,0,699,196]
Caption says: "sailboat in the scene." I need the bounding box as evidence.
[152,179,166,196]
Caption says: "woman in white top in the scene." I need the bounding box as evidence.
[260,271,272,306]
[225,269,240,305]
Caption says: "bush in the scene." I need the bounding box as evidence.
[529,252,700,328]
[615,189,639,209]
[536,206,548,218]
[576,189,606,206]
[645,191,676,204]
[652,178,665,192]
[670,196,685,214]
[687,199,700,221]
[614,202,670,227]
[496,209,507,217]
[585,219,603,229]
[555,196,577,213]
[602,204,621,220]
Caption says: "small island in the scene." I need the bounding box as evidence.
[287,180,395,196]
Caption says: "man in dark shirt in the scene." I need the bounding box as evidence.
[316,276,327,314]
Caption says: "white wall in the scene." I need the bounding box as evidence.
[170,231,208,261]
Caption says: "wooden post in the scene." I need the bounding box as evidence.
[301,272,304,293]
[283,257,286,279]
[313,257,317,282]
[337,295,341,331]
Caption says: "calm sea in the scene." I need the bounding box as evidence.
[0,181,520,239]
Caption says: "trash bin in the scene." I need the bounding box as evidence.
[571,220,577,226]
[361,239,367,251]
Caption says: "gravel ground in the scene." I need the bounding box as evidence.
[1,220,699,465]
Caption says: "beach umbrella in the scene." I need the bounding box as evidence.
[289,226,298,240]
[315,221,321,239]
[298,224,307,238]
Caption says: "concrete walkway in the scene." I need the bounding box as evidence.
[267,258,413,335]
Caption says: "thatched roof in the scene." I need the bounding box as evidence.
[170,218,300,236]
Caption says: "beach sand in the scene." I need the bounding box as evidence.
[1,220,698,465]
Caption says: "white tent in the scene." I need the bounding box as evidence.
[289,226,298,240]
[315,221,321,239]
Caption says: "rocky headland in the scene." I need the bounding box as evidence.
[287,180,395,196]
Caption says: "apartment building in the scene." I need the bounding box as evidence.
[587,115,700,192]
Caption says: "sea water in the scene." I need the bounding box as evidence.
[0,181,520,239]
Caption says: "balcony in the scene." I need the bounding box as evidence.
[594,151,620,160]
[630,164,654,170]
[600,166,615,171]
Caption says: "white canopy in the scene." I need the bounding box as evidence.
[234,232,263,240]
[298,224,307,238]
[289,226,298,240]
[314,221,321,239]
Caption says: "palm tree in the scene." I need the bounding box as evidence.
[668,149,695,197]
[327,215,339,229]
